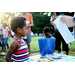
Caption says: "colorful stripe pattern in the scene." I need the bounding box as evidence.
[11,38,29,62]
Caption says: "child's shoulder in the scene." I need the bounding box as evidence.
[12,38,20,44]
[11,38,19,44]
[3,28,8,31]
[9,38,20,52]
[10,39,19,48]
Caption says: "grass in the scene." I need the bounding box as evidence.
[30,36,44,53]
[0,39,12,62]
[0,36,75,62]
[68,41,75,56]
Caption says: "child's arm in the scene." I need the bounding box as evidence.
[7,31,10,38]
[0,29,3,40]
[6,40,19,62]
[1,33,3,40]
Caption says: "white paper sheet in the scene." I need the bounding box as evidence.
[53,16,75,44]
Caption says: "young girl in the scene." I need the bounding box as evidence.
[1,23,10,55]
[43,27,52,38]
[6,17,29,62]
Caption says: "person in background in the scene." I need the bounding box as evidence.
[0,19,4,53]
[60,14,75,39]
[10,30,15,38]
[19,12,34,56]
[43,27,52,38]
[50,12,74,55]
[0,23,10,55]
[6,17,29,62]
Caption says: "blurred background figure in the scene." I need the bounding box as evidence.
[0,19,4,53]
[50,12,74,55]
[0,23,10,55]
[19,12,34,56]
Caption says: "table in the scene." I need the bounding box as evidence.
[29,53,75,62]
[29,55,40,62]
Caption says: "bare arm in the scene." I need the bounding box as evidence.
[60,16,75,27]
[66,23,75,28]
[50,12,56,23]
[52,12,56,22]
[50,12,57,28]
[6,40,19,62]
[28,19,34,27]
[60,16,74,24]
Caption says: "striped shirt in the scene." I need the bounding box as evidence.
[11,38,29,62]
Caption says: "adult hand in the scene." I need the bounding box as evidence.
[60,16,73,24]
[51,22,57,28]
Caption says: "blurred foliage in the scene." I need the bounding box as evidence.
[0,12,74,33]
[32,14,50,33]
[1,12,17,29]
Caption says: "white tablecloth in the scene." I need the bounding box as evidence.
[29,53,75,62]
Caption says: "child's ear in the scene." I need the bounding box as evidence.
[17,28,21,32]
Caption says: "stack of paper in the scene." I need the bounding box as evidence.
[53,16,75,44]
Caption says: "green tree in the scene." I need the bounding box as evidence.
[31,13,51,34]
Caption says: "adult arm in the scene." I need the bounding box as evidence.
[28,19,34,27]
[50,12,57,28]
[50,12,56,23]
[66,23,75,28]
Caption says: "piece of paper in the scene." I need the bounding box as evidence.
[53,16,75,44]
